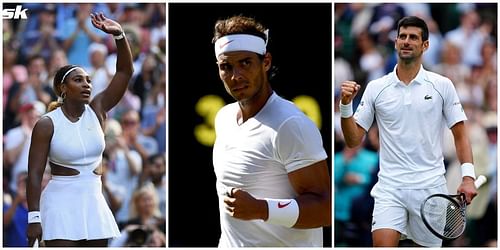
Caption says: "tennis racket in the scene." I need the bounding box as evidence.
[420,175,487,240]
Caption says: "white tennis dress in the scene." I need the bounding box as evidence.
[40,105,120,240]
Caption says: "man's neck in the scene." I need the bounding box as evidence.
[237,86,272,125]
[396,60,422,85]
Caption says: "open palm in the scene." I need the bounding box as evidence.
[90,12,123,36]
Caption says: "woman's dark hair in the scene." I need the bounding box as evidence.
[397,16,429,42]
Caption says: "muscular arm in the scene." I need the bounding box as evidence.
[225,160,331,229]
[341,117,366,148]
[90,13,134,124]
[27,117,53,212]
[450,121,473,166]
[451,121,477,203]
[288,160,331,228]
[339,81,366,147]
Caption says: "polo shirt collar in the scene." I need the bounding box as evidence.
[391,64,427,85]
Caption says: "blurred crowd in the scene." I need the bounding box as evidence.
[334,3,497,247]
[3,3,166,247]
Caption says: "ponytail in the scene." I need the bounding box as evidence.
[47,101,62,112]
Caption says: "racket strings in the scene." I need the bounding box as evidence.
[443,201,465,238]
[423,196,465,239]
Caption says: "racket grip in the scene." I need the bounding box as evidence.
[474,175,487,188]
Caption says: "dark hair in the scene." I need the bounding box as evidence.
[212,15,278,80]
[27,54,45,65]
[397,16,429,42]
[212,15,267,44]
[47,64,79,111]
[148,153,166,165]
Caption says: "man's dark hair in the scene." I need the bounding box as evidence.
[397,16,429,42]
[212,15,278,80]
[212,15,267,44]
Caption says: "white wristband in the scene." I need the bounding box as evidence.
[28,211,41,224]
[265,198,299,228]
[461,163,476,179]
[339,102,353,118]
[114,33,125,40]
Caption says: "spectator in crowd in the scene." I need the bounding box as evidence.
[139,153,166,218]
[433,41,473,104]
[21,4,62,63]
[61,3,107,67]
[121,183,165,233]
[101,152,126,215]
[356,31,385,82]
[104,118,142,225]
[7,55,52,114]
[4,101,46,193]
[3,172,29,247]
[45,49,69,94]
[120,109,158,162]
[444,8,491,67]
[334,143,378,246]
[85,42,112,99]
[3,42,29,133]
[109,183,166,247]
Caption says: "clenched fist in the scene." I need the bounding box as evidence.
[340,81,360,104]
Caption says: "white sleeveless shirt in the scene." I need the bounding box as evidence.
[43,105,105,174]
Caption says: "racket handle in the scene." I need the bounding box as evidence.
[474,175,487,189]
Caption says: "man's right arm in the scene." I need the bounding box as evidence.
[339,81,366,147]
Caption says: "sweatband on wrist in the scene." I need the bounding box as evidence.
[461,163,476,179]
[339,102,353,118]
[265,198,299,228]
[114,33,125,40]
[28,211,41,224]
[214,33,267,58]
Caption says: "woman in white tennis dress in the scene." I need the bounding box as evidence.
[26,12,134,247]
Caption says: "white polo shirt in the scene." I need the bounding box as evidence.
[354,65,467,189]
[213,92,327,247]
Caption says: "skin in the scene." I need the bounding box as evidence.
[340,25,476,247]
[217,50,331,228]
[26,12,133,247]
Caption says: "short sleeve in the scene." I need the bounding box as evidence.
[353,82,376,132]
[275,116,327,173]
[442,78,467,128]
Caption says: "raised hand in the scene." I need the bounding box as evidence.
[340,81,360,105]
[90,12,123,36]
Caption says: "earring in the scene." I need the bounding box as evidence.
[58,92,66,103]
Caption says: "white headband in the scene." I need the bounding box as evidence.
[214,32,268,58]
[61,66,85,84]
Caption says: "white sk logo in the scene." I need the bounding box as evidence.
[2,5,28,19]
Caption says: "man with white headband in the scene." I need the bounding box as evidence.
[211,15,331,247]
